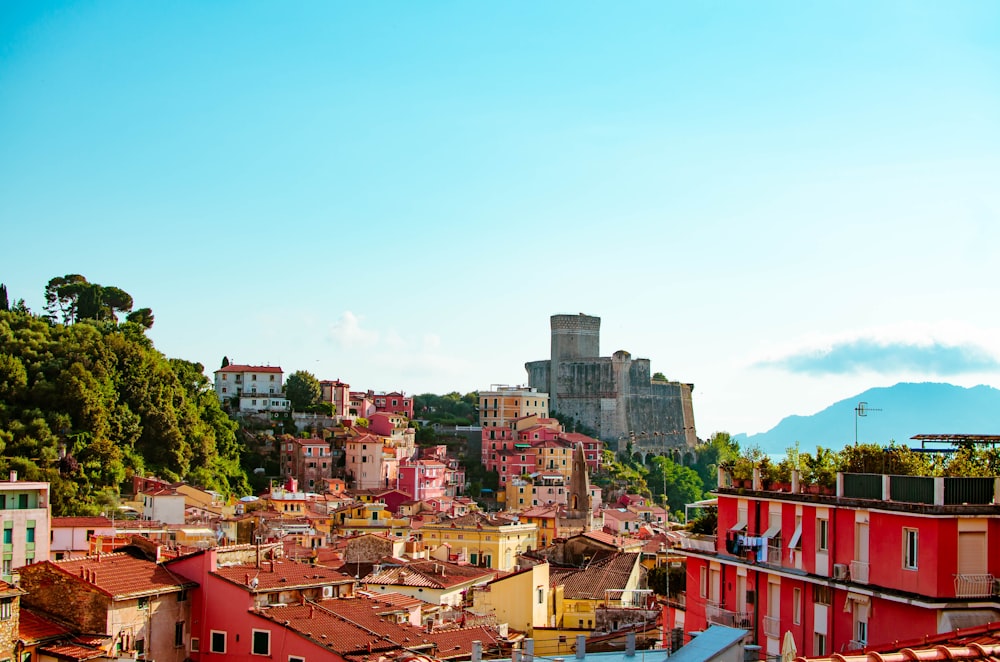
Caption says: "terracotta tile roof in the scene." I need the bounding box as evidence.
[359,590,426,612]
[38,643,106,661]
[254,598,431,655]
[212,559,354,591]
[549,553,640,600]
[41,554,193,599]
[18,608,71,644]
[362,561,495,590]
[424,625,502,659]
[51,517,113,528]
[215,364,283,373]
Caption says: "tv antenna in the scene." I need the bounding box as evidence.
[854,401,883,444]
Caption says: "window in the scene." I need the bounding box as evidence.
[856,619,868,645]
[26,527,34,543]
[2,530,10,545]
[252,630,270,656]
[537,588,544,604]
[210,631,226,654]
[818,518,829,551]
[289,657,305,662]
[135,639,145,657]
[18,495,27,508]
[190,638,200,652]
[793,588,801,624]
[137,597,149,610]
[814,633,827,656]
[177,589,188,602]
[699,566,708,599]
[904,528,918,569]
[0,599,12,620]
[175,622,184,647]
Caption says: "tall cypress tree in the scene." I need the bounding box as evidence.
[0,284,8,311]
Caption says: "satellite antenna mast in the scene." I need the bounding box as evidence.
[854,401,883,444]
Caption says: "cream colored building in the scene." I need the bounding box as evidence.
[479,385,549,429]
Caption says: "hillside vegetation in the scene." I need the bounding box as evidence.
[0,278,249,515]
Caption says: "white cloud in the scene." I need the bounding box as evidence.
[328,311,379,349]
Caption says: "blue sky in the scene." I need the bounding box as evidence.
[3,2,1000,437]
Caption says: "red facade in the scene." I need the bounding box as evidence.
[680,473,1000,659]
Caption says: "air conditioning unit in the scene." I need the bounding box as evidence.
[833,563,849,580]
[322,585,334,598]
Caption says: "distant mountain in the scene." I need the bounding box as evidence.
[734,382,1000,455]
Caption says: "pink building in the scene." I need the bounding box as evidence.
[319,379,351,418]
[344,432,414,491]
[372,391,414,419]
[398,460,448,502]
[278,436,332,492]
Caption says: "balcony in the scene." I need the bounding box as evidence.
[679,535,717,553]
[850,560,870,584]
[847,640,868,651]
[763,615,780,639]
[954,574,997,598]
[706,603,753,629]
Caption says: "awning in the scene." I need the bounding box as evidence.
[730,520,747,532]
[788,523,803,549]
[763,523,782,538]
[844,592,871,613]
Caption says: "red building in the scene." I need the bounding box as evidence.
[373,391,414,419]
[679,470,1000,659]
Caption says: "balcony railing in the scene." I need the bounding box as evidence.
[766,542,782,565]
[680,535,717,553]
[954,574,997,598]
[847,640,868,651]
[706,603,753,629]
[850,560,870,584]
[763,616,780,639]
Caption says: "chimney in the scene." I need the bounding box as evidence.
[626,632,636,657]
[472,641,482,662]
[8,471,16,483]
[525,638,535,662]
[575,635,586,659]
[310,605,315,619]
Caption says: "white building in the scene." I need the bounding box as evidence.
[50,515,115,560]
[213,364,290,413]
[140,487,186,525]
[0,472,51,581]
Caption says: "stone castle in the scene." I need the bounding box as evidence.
[525,313,698,453]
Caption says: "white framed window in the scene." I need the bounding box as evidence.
[210,631,226,654]
[252,629,271,656]
[817,518,829,551]
[904,528,918,569]
[190,637,200,652]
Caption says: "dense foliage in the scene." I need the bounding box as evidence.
[0,283,249,515]
[414,392,477,425]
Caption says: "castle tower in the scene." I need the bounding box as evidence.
[549,313,600,413]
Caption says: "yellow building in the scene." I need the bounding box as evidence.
[471,562,551,633]
[334,502,410,538]
[479,385,549,429]
[418,512,537,571]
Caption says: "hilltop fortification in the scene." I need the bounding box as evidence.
[525,313,697,453]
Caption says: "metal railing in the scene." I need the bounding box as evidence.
[706,603,753,629]
[766,542,783,565]
[954,574,996,598]
[850,560,870,584]
[847,640,867,651]
[763,616,780,638]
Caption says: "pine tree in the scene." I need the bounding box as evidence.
[221,356,230,368]
[0,284,8,312]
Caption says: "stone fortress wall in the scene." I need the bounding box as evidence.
[526,314,697,453]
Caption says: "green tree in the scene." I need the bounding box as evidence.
[221,356,230,368]
[693,432,740,489]
[0,284,8,312]
[285,370,322,411]
[125,307,154,329]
